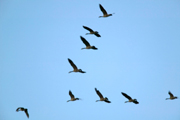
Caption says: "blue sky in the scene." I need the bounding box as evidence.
[1,0,180,120]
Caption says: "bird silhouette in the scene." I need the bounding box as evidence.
[16,107,29,118]
[95,88,111,103]
[68,58,86,73]
[121,92,139,104]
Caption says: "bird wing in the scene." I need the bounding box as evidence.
[16,108,20,111]
[133,99,139,104]
[83,26,94,32]
[95,88,104,98]
[133,100,139,104]
[104,100,111,103]
[68,58,78,70]
[24,109,29,118]
[16,107,23,112]
[80,36,90,47]
[69,90,75,99]
[168,91,174,97]
[121,92,132,100]
[99,4,107,15]
[79,70,86,73]
[91,46,98,50]
[94,33,101,37]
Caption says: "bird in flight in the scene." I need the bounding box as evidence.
[83,26,101,37]
[121,92,139,104]
[16,107,29,118]
[67,90,81,102]
[166,91,178,100]
[95,88,111,103]
[80,36,98,50]
[99,4,114,18]
[68,58,86,73]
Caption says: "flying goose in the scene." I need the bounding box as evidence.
[99,4,114,18]
[83,26,101,37]
[80,36,98,50]
[166,91,178,100]
[121,92,139,104]
[67,90,80,102]
[68,58,86,73]
[95,88,111,103]
[16,107,29,118]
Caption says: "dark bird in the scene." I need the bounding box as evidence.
[166,91,178,100]
[80,36,98,50]
[16,107,29,118]
[68,58,86,73]
[95,88,111,103]
[83,26,101,37]
[67,90,80,102]
[121,92,139,104]
[99,4,114,18]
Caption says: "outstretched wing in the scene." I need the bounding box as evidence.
[104,100,111,103]
[121,92,132,100]
[24,109,29,118]
[95,88,104,99]
[168,91,174,97]
[94,33,101,37]
[99,4,107,15]
[16,107,24,112]
[68,58,78,70]
[83,26,94,32]
[69,90,75,99]
[79,70,86,73]
[133,100,139,104]
[80,36,90,47]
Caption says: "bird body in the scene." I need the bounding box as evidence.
[68,58,86,73]
[99,4,114,18]
[67,90,80,102]
[80,36,98,50]
[166,91,178,100]
[83,26,101,37]
[16,107,29,118]
[121,92,139,104]
[95,88,111,103]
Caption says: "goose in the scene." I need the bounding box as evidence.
[80,36,98,50]
[166,91,178,100]
[121,92,139,104]
[99,4,114,18]
[68,58,86,73]
[67,90,80,102]
[83,26,101,37]
[16,107,29,118]
[95,88,111,103]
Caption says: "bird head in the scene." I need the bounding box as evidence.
[105,97,109,100]
[79,69,86,73]
[92,46,98,50]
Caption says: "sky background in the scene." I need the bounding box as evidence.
[1,0,180,120]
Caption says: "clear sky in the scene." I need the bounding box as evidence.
[1,0,180,120]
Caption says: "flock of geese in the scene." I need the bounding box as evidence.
[16,4,178,119]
